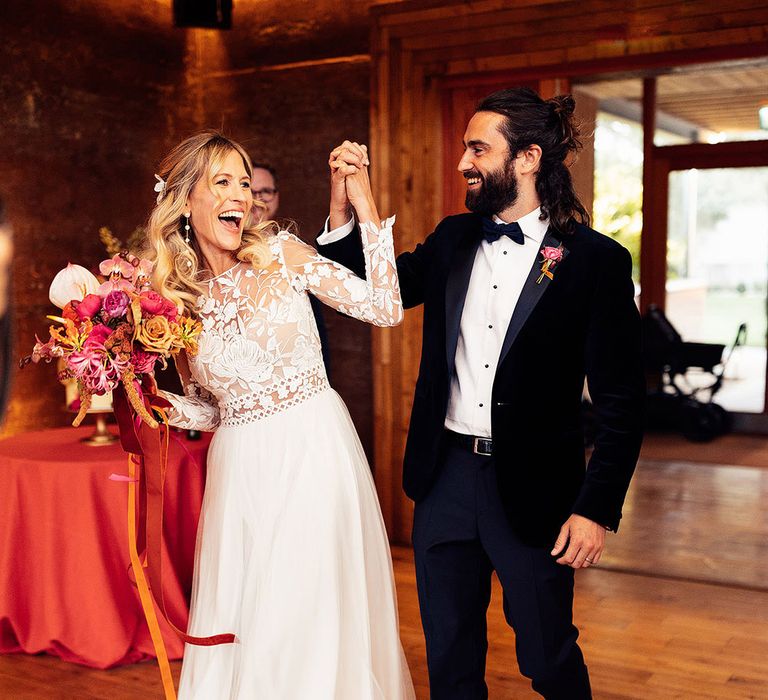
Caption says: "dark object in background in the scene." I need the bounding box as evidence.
[645,392,731,443]
[642,304,745,442]
[173,0,232,29]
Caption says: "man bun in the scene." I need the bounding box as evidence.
[548,94,581,153]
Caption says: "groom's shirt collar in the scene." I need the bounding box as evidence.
[492,206,548,245]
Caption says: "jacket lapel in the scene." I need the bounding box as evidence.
[497,228,569,368]
[445,218,483,376]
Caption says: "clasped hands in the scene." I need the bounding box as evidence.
[328,140,379,229]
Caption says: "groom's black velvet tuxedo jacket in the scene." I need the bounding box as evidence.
[318,213,645,547]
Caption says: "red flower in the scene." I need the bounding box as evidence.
[84,323,113,349]
[76,294,103,320]
[131,349,158,375]
[139,291,178,321]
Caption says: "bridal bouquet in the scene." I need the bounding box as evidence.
[25,253,202,429]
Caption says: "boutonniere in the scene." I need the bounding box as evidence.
[536,244,564,284]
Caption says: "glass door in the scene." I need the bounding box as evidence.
[665,166,768,414]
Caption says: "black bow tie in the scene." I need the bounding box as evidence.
[481,217,525,245]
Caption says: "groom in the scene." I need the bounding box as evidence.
[318,88,644,699]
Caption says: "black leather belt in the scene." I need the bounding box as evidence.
[445,430,493,456]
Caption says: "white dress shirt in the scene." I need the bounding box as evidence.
[445,208,548,437]
[318,207,549,438]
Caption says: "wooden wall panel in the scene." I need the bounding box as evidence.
[369,0,768,543]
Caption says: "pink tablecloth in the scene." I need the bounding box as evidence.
[0,425,209,668]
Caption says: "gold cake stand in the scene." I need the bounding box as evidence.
[80,409,118,446]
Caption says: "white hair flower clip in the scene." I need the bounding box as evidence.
[154,174,167,204]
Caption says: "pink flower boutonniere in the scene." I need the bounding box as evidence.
[536,244,565,284]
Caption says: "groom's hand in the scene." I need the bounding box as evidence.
[551,514,605,569]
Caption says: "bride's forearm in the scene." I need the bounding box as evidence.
[352,194,381,228]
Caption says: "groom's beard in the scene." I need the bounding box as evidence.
[464,159,519,217]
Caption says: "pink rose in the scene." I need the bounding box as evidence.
[84,323,112,350]
[139,291,178,321]
[541,246,563,262]
[76,294,103,320]
[103,290,130,319]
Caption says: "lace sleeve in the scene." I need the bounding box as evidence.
[275,217,403,327]
[157,381,220,431]
[156,353,220,431]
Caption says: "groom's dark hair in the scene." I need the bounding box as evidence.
[477,87,590,235]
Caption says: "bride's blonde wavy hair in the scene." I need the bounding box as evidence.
[144,131,276,314]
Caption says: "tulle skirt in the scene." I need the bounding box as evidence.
[178,388,415,699]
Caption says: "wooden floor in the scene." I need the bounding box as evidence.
[2,552,766,699]
[600,459,768,589]
[2,441,768,698]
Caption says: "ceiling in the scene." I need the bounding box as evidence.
[575,61,768,135]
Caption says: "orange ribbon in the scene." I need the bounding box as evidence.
[137,409,236,647]
[112,381,236,698]
[126,453,177,700]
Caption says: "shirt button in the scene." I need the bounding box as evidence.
[485,364,489,368]
[503,251,508,255]
[488,324,493,329]
[493,285,498,289]
[479,403,484,407]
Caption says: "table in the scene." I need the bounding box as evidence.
[0,426,210,669]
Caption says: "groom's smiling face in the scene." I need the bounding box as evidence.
[458,111,520,217]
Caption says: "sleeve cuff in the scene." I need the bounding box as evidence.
[318,215,355,244]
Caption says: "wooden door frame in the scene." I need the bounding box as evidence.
[643,140,768,310]
[645,138,768,417]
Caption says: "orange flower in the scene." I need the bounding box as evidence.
[134,315,174,355]
[48,317,93,351]
[171,316,203,356]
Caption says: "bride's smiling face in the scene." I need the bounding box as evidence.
[186,149,254,254]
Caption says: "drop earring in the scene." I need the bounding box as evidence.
[184,214,191,244]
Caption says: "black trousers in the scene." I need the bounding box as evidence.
[412,442,591,699]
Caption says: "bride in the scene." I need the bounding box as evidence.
[144,131,414,699]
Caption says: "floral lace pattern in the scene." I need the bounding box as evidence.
[159,218,401,429]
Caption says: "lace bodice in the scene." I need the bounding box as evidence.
[159,218,401,429]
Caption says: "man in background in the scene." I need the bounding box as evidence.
[251,162,280,221]
[251,161,331,374]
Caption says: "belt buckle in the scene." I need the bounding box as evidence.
[472,437,492,456]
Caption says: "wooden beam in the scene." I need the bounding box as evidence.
[441,43,768,85]
[641,77,663,312]
[652,140,768,169]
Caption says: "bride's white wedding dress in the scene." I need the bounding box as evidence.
[158,219,414,699]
